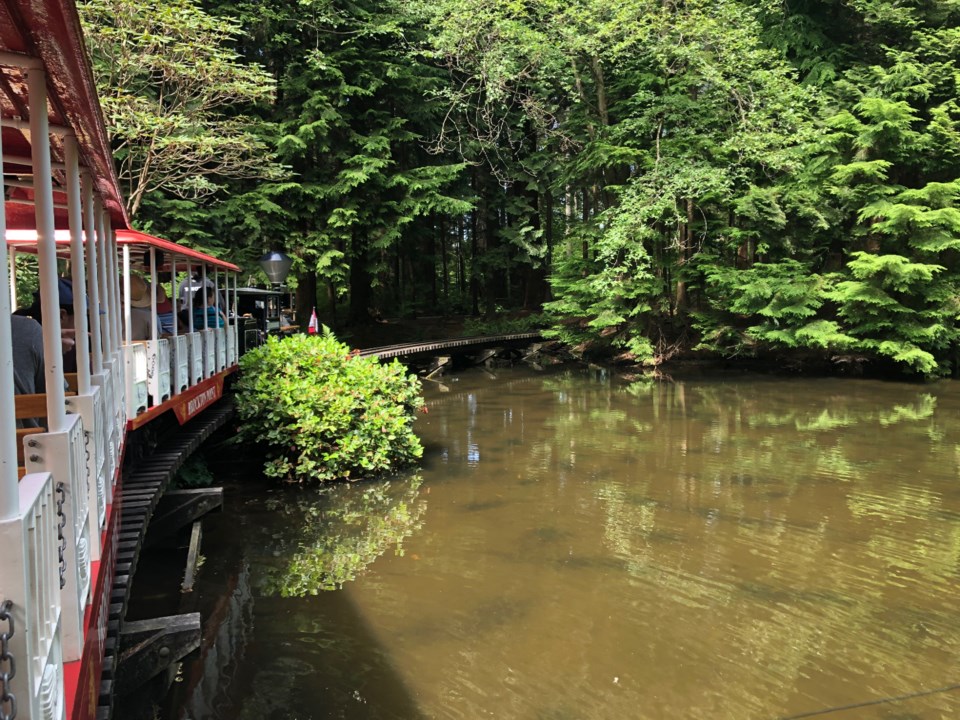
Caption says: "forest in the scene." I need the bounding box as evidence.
[76,0,960,377]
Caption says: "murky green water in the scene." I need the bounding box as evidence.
[174,366,960,719]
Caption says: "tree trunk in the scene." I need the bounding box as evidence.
[457,217,466,300]
[523,180,546,310]
[349,234,372,324]
[674,198,694,313]
[582,186,591,268]
[429,219,438,310]
[440,216,449,308]
[544,186,553,301]
[296,269,318,332]
[327,280,337,330]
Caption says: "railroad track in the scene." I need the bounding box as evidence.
[359,332,542,360]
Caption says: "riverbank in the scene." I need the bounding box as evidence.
[333,316,916,381]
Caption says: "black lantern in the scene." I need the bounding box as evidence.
[258,250,293,287]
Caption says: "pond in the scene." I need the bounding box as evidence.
[170,365,960,719]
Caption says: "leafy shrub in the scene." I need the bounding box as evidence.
[235,329,424,482]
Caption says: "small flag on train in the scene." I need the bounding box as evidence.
[308,307,319,334]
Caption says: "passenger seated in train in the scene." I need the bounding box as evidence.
[127,274,162,341]
[192,286,225,328]
[13,277,77,371]
[156,283,176,335]
[11,314,45,428]
[11,314,45,395]
[179,270,224,311]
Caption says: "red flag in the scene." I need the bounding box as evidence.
[307,307,319,334]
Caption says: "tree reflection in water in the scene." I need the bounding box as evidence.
[260,474,427,596]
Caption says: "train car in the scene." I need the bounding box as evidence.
[0,2,241,718]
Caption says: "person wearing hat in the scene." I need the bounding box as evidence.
[127,274,162,341]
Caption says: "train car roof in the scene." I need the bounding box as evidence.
[7,227,241,272]
[0,0,128,231]
[236,287,284,297]
[116,229,241,272]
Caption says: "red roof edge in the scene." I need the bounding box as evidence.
[116,229,241,272]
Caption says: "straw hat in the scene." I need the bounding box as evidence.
[130,275,151,308]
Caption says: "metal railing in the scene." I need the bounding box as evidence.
[215,327,227,372]
[202,329,216,378]
[147,338,171,406]
[3,472,65,720]
[174,335,189,393]
[123,344,148,417]
[23,416,91,664]
[188,332,204,385]
[227,323,238,367]
[0,599,16,720]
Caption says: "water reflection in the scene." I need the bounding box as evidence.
[259,476,428,596]
[181,368,960,719]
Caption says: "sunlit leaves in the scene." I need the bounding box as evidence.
[78,0,284,216]
[235,330,424,482]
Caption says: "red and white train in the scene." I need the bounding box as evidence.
[0,2,241,718]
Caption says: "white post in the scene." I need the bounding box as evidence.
[0,116,17,521]
[187,262,194,332]
[123,246,131,343]
[82,174,103,375]
[201,265,208,329]
[150,248,158,341]
[171,255,180,394]
[28,67,66,433]
[94,199,114,362]
[7,248,15,310]
[107,222,121,355]
[171,255,179,337]
[232,271,238,364]
[65,135,91,394]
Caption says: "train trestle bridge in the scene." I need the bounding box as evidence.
[359,332,544,373]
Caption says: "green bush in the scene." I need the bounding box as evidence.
[235,329,424,482]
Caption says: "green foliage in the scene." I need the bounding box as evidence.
[80,0,960,376]
[235,329,424,482]
[79,0,283,217]
[825,253,953,374]
[13,255,39,311]
[694,260,840,355]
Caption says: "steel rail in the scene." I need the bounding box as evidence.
[358,332,542,360]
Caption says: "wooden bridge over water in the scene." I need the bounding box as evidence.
[360,331,544,371]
